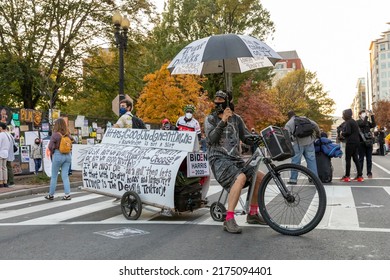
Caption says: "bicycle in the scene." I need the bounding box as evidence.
[210,127,327,236]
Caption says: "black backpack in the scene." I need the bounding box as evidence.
[293,116,316,138]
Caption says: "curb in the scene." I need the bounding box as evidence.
[0,181,83,200]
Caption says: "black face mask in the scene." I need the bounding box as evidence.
[214,101,227,113]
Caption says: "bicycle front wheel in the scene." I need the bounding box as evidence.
[258,163,326,236]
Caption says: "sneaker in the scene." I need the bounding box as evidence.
[247,213,267,225]
[367,173,373,179]
[45,195,54,200]
[223,218,242,234]
[340,176,351,182]
[356,176,364,182]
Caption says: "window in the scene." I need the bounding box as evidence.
[380,44,386,51]
[381,63,386,69]
[381,53,386,60]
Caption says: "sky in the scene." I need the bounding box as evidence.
[153,0,390,116]
[261,0,390,116]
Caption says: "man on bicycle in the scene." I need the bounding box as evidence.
[205,90,267,234]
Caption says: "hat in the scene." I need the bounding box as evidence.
[287,110,295,119]
[161,118,170,124]
[183,104,195,113]
[215,90,227,100]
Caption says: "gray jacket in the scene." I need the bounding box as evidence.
[285,116,320,146]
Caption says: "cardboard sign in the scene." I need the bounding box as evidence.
[82,144,186,208]
[186,152,210,177]
[82,128,208,210]
[102,128,198,152]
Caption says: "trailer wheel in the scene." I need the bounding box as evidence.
[210,202,226,222]
[121,191,142,220]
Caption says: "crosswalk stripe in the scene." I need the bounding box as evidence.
[18,200,117,225]
[0,196,52,210]
[0,194,102,221]
[319,186,359,229]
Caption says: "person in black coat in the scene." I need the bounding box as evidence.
[340,109,363,182]
[356,110,376,178]
[375,127,386,156]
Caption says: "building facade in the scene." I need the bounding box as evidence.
[272,50,304,85]
[351,77,367,118]
[369,23,390,106]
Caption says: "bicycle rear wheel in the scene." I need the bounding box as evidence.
[258,163,326,236]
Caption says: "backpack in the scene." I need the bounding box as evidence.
[293,116,316,138]
[58,133,72,154]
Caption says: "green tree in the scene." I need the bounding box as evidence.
[0,0,155,110]
[273,69,335,131]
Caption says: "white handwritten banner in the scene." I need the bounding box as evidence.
[186,152,210,178]
[82,144,187,209]
[102,128,197,152]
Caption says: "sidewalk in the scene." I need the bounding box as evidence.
[0,171,83,200]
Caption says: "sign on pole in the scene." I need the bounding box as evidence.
[112,94,132,116]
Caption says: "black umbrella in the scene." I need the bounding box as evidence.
[168,33,282,91]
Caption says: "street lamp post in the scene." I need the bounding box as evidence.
[112,11,130,112]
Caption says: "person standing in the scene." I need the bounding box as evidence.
[357,110,376,178]
[376,127,386,156]
[340,109,363,182]
[31,138,42,175]
[284,110,320,184]
[205,90,266,234]
[0,123,10,188]
[4,127,15,186]
[114,99,146,129]
[176,105,202,141]
[44,118,73,200]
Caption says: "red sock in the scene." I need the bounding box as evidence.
[225,211,235,221]
[249,204,258,215]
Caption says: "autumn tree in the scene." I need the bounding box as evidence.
[136,63,213,127]
[373,100,390,129]
[273,69,335,131]
[145,0,276,98]
[235,79,284,131]
[0,0,155,110]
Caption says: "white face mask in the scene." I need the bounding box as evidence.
[185,113,193,119]
[360,113,366,119]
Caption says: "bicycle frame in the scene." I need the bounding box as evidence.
[242,143,293,213]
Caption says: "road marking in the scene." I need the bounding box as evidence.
[0,194,101,220]
[372,161,390,174]
[320,186,359,229]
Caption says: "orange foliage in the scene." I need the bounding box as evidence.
[235,80,284,131]
[136,63,213,129]
[373,100,390,129]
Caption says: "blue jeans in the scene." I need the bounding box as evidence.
[49,150,72,195]
[290,142,318,182]
[34,158,42,173]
